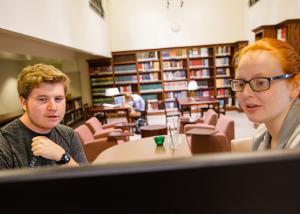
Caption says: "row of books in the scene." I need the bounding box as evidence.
[189,59,210,68]
[115,75,137,83]
[215,57,230,67]
[217,88,232,97]
[89,65,112,74]
[93,97,114,104]
[164,81,187,91]
[162,49,187,59]
[190,69,210,78]
[137,61,160,71]
[163,71,186,80]
[188,47,212,58]
[196,80,210,89]
[140,73,160,81]
[216,79,230,88]
[163,61,184,70]
[216,68,231,76]
[140,83,162,91]
[137,51,159,61]
[215,46,231,56]
[114,64,136,73]
[196,90,214,97]
[165,91,188,99]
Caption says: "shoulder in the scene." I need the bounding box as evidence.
[287,122,300,149]
[53,124,75,136]
[252,123,268,150]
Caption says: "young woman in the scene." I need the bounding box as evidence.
[231,38,300,150]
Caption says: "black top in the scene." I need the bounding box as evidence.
[0,119,87,169]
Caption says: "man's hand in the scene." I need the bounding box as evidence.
[31,136,65,161]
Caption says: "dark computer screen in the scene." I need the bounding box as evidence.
[1,151,300,213]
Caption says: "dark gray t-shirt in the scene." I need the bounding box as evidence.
[0,119,87,169]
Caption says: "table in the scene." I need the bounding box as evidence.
[177,96,220,116]
[93,134,192,165]
[140,125,168,138]
[89,106,131,123]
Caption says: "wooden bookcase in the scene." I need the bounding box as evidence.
[62,96,84,128]
[252,19,300,54]
[88,41,249,114]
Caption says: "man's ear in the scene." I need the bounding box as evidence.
[19,96,27,111]
[290,77,300,99]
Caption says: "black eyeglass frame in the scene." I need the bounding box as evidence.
[230,73,295,92]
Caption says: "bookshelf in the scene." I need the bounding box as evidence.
[88,41,248,114]
[62,96,84,128]
[88,59,115,106]
[252,19,300,54]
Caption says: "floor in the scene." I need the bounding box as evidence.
[107,110,256,141]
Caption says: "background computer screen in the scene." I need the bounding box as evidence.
[114,95,125,106]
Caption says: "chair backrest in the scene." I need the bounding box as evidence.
[85,117,103,134]
[203,109,218,126]
[190,131,230,154]
[74,124,95,145]
[215,114,235,143]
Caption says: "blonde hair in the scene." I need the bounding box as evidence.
[233,38,300,82]
[17,64,70,99]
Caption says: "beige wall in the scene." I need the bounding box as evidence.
[0,0,111,57]
[108,0,246,51]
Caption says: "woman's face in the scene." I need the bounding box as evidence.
[236,50,294,126]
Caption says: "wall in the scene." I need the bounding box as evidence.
[244,0,300,42]
[108,0,246,51]
[0,0,111,57]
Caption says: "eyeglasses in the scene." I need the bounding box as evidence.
[230,73,295,92]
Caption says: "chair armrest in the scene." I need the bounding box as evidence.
[184,124,215,133]
[94,128,123,139]
[83,138,117,163]
[102,121,122,129]
[231,137,253,152]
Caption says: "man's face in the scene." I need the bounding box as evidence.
[20,82,66,133]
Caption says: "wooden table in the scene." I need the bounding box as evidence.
[93,134,191,165]
[177,96,220,116]
[140,125,168,138]
[89,106,131,123]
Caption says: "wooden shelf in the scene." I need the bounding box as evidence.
[87,41,250,113]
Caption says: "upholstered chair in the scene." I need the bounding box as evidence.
[180,109,218,133]
[185,128,230,154]
[74,124,123,163]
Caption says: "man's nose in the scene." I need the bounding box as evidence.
[47,99,57,110]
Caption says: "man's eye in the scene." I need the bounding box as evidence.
[55,97,64,102]
[38,98,47,102]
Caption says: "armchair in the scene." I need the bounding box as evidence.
[74,124,123,163]
[179,109,218,133]
[185,128,230,154]
[184,114,234,145]
[85,117,124,139]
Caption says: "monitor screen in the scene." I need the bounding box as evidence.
[0,151,300,213]
[114,95,125,106]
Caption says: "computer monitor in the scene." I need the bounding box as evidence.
[0,151,300,213]
[114,95,125,106]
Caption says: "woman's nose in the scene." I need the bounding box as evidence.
[241,83,254,96]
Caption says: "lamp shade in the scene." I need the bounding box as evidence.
[188,80,198,91]
[105,88,120,96]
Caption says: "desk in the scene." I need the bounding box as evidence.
[177,96,220,116]
[89,106,131,123]
[93,134,191,165]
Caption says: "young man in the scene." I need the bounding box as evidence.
[0,64,87,169]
